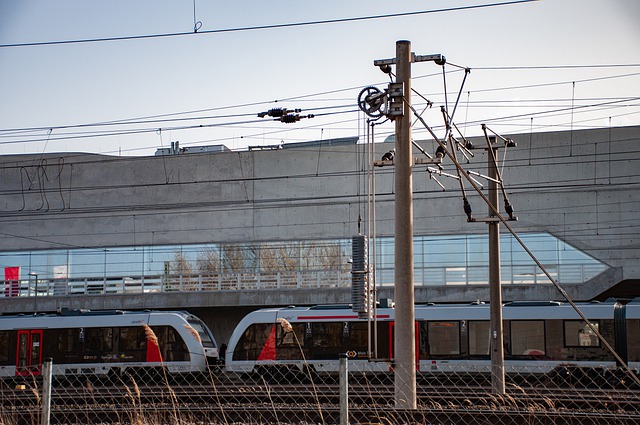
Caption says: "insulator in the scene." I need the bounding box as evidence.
[280,114,300,124]
[268,108,287,117]
[381,149,395,161]
[505,200,515,219]
[463,198,473,221]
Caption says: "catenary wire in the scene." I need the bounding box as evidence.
[0,1,540,48]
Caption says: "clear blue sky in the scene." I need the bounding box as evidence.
[1,0,639,156]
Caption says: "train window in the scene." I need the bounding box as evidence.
[350,322,369,353]
[0,331,9,365]
[187,319,216,348]
[276,322,307,360]
[311,323,343,359]
[116,327,147,362]
[55,329,81,363]
[84,328,112,352]
[469,321,490,356]
[418,322,429,359]
[153,326,190,362]
[119,327,146,350]
[428,321,460,356]
[233,323,274,361]
[510,321,545,356]
[564,320,600,347]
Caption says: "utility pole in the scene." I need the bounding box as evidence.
[362,40,445,409]
[393,40,417,410]
[487,138,506,394]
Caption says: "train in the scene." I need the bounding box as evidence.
[225,300,640,383]
[0,308,219,379]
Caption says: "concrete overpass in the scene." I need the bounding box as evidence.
[1,125,639,342]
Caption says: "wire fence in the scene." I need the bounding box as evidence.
[2,358,639,425]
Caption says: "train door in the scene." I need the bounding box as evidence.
[15,329,43,376]
[388,322,420,370]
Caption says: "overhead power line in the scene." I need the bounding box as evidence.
[473,64,640,70]
[0,0,540,48]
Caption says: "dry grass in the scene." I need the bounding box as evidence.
[2,349,639,425]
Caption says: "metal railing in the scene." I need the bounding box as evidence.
[0,262,606,299]
[0,269,350,298]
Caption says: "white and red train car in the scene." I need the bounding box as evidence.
[0,309,219,378]
[225,300,640,379]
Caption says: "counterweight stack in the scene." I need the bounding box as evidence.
[351,234,370,319]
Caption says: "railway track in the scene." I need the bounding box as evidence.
[2,380,639,424]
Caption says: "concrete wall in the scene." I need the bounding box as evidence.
[1,125,639,309]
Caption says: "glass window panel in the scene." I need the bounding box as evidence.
[512,266,537,284]
[510,321,545,356]
[0,232,610,285]
[536,265,555,284]
[558,240,599,263]
[428,321,460,356]
[376,268,395,286]
[445,267,467,285]
[583,263,607,279]
[423,236,465,267]
[500,265,513,285]
[376,239,394,269]
[57,329,78,355]
[414,237,424,270]
[233,323,274,361]
[258,242,299,272]
[153,326,190,361]
[276,322,307,360]
[564,320,600,347]
[105,248,144,277]
[467,266,488,285]
[418,322,429,359]
[22,250,69,280]
[70,249,105,278]
[196,245,222,275]
[349,322,369,354]
[414,267,424,286]
[0,331,9,365]
[0,252,33,278]
[469,321,490,356]
[147,245,182,274]
[311,323,343,348]
[424,268,446,286]
[466,235,488,267]
[119,327,146,351]
[187,318,215,348]
[499,234,513,264]
[513,234,558,264]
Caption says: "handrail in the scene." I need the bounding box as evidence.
[0,269,350,298]
[0,263,605,299]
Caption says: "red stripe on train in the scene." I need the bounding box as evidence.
[296,315,390,320]
[257,324,277,361]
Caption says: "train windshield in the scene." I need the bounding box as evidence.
[187,318,217,349]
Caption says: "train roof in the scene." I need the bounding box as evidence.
[257,300,616,311]
[624,298,640,318]
[0,309,207,331]
[245,301,619,321]
[0,308,195,319]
